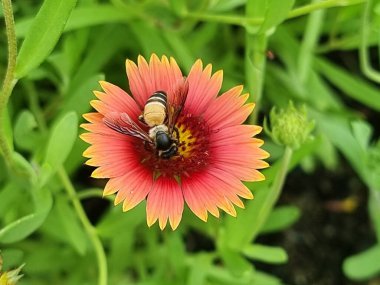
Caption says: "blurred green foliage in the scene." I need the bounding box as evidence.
[1,0,380,284]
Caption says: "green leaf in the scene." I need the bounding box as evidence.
[252,271,283,285]
[246,0,295,34]
[15,4,140,38]
[369,190,380,241]
[44,112,78,174]
[55,196,88,255]
[14,110,41,151]
[11,152,38,186]
[343,244,380,280]
[242,244,288,264]
[209,0,246,12]
[15,0,78,78]
[187,254,213,285]
[67,26,127,94]
[351,120,372,151]
[0,187,52,243]
[260,205,301,234]
[0,183,23,217]
[311,111,368,183]
[219,248,252,277]
[130,21,171,56]
[61,29,90,78]
[60,74,104,118]
[169,0,187,16]
[167,232,186,275]
[258,0,295,34]
[207,264,252,285]
[315,58,380,111]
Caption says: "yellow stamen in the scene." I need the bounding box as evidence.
[177,125,196,158]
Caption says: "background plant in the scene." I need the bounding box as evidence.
[0,0,379,284]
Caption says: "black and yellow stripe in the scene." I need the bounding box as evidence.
[145,91,167,108]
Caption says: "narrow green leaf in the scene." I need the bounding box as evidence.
[261,205,301,234]
[369,190,380,241]
[242,244,288,264]
[351,120,372,151]
[44,112,78,173]
[130,21,171,56]
[343,244,380,280]
[15,0,78,78]
[62,30,90,77]
[162,31,195,71]
[15,4,140,38]
[68,26,127,94]
[315,58,380,111]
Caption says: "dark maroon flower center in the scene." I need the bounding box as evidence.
[135,113,211,178]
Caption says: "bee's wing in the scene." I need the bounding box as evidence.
[167,77,189,134]
[103,112,153,144]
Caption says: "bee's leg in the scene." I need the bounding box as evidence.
[173,126,180,142]
[138,114,147,125]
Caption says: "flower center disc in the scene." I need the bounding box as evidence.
[136,113,210,178]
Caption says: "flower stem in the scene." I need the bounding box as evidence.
[359,0,380,83]
[297,0,325,85]
[271,147,293,203]
[185,12,262,26]
[185,0,364,27]
[57,167,108,285]
[250,146,293,241]
[0,0,17,168]
[245,33,267,124]
[287,0,364,19]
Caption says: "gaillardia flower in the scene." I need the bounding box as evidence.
[81,54,269,230]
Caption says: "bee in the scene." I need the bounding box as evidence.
[103,78,188,159]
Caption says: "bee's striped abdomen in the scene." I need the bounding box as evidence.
[145,91,167,108]
[143,91,167,127]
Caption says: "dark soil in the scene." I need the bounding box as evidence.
[256,164,378,285]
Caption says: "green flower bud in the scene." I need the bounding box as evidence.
[265,101,315,149]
